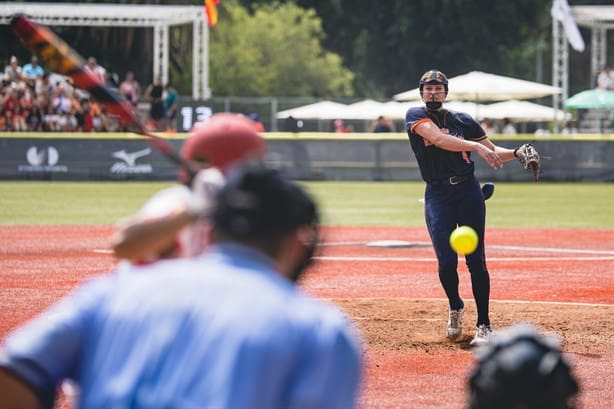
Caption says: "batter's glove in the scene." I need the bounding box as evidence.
[515,143,541,181]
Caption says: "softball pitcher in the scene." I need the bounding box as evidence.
[405,69,538,346]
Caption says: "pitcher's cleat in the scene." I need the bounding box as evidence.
[447,308,464,339]
[470,324,493,347]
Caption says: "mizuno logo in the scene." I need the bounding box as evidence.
[112,148,152,166]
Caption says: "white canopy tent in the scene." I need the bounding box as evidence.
[441,101,488,118]
[479,100,571,122]
[275,99,487,122]
[0,2,210,99]
[393,71,562,102]
[347,99,417,120]
[275,101,354,120]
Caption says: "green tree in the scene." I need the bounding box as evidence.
[210,1,354,97]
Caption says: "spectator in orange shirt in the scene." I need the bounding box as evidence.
[333,118,351,133]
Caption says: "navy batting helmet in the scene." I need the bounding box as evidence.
[419,69,449,96]
[468,323,579,409]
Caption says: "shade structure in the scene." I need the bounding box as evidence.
[441,101,488,118]
[564,88,614,109]
[347,99,420,120]
[393,71,562,102]
[275,101,353,120]
[479,100,571,122]
[276,99,420,121]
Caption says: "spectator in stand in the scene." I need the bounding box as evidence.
[333,118,351,133]
[0,87,8,130]
[85,56,107,84]
[480,118,498,135]
[3,87,18,131]
[561,120,578,135]
[0,106,7,131]
[27,101,43,131]
[75,98,94,132]
[369,115,395,132]
[596,66,614,90]
[89,97,105,131]
[145,75,165,131]
[12,103,27,131]
[119,71,141,107]
[163,82,179,132]
[3,56,22,82]
[501,118,517,135]
[51,85,73,115]
[21,56,44,83]
[99,103,120,132]
[11,82,30,131]
[34,72,54,101]
[2,73,11,92]
[249,113,265,132]
[534,122,550,136]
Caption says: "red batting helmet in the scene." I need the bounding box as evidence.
[179,113,266,182]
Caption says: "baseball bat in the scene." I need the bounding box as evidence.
[10,13,198,181]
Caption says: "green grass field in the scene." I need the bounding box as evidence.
[0,181,613,228]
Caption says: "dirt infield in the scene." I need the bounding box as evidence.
[1,225,613,408]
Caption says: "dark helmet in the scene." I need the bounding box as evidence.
[213,161,318,239]
[212,161,319,282]
[419,69,449,96]
[468,323,579,409]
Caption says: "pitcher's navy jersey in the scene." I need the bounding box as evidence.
[406,107,487,183]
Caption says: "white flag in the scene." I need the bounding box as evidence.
[551,0,585,52]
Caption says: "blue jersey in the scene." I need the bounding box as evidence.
[0,243,363,409]
[405,107,487,183]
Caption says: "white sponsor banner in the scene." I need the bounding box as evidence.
[18,146,68,172]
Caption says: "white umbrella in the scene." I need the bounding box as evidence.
[441,101,488,119]
[395,100,487,119]
[393,71,562,102]
[275,101,352,120]
[382,100,421,119]
[480,100,571,122]
[347,99,419,120]
[346,99,391,120]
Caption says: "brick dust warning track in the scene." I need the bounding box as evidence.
[1,225,613,409]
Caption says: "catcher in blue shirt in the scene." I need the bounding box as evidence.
[406,69,538,346]
[0,162,364,409]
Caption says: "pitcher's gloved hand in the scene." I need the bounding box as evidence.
[515,143,541,181]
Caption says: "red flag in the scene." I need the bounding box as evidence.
[205,0,220,28]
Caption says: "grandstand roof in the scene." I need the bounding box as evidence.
[0,3,202,27]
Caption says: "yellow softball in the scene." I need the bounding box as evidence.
[449,225,478,255]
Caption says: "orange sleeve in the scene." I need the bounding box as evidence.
[410,117,432,134]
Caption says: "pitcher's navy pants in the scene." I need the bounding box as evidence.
[424,176,490,327]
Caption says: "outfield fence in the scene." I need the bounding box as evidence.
[0,132,612,182]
